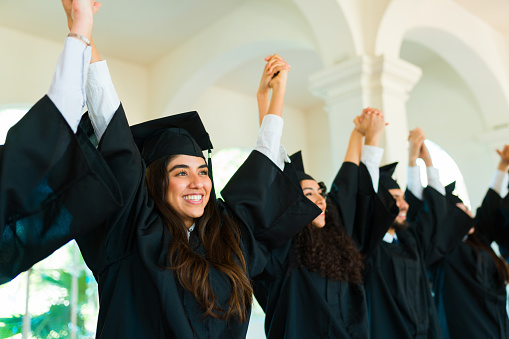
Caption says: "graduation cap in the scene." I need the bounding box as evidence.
[289,151,315,182]
[130,111,216,196]
[379,162,400,190]
[445,181,463,205]
[130,111,213,165]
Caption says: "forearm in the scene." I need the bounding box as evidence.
[86,60,120,142]
[490,170,509,197]
[266,85,286,118]
[257,91,270,126]
[407,166,424,200]
[361,145,384,193]
[47,37,92,133]
[426,166,445,195]
[254,114,288,171]
[344,129,363,165]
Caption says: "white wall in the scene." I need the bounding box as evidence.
[194,85,310,158]
[406,55,494,210]
[0,25,149,125]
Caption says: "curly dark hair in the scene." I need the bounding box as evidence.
[292,195,364,284]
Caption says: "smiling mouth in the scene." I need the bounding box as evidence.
[398,212,407,220]
[183,194,204,204]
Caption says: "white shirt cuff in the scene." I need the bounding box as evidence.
[86,60,120,142]
[490,170,509,197]
[427,166,445,195]
[48,37,92,133]
[361,145,384,193]
[254,114,288,171]
[407,166,424,200]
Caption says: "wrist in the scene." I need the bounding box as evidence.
[364,132,381,146]
[270,83,287,94]
[409,157,417,166]
[257,90,269,98]
[497,160,509,172]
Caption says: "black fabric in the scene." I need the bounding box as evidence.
[0,96,122,284]
[429,189,509,339]
[1,100,320,338]
[444,182,462,205]
[379,162,400,190]
[130,111,212,165]
[289,150,315,182]
[364,187,472,339]
[253,161,397,338]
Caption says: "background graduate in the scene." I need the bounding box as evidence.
[253,83,398,338]
[363,127,473,339]
[428,145,509,339]
[0,1,321,338]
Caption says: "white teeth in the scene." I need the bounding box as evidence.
[184,195,202,201]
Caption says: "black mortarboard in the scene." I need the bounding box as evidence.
[130,111,213,166]
[290,151,315,182]
[445,181,463,205]
[379,162,400,190]
[130,111,216,198]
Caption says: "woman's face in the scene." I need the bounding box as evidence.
[166,155,212,228]
[300,179,326,228]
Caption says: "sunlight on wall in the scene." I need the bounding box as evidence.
[415,139,470,210]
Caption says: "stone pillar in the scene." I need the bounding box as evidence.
[309,55,422,186]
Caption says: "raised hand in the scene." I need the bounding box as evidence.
[258,54,291,95]
[408,128,426,166]
[257,54,290,125]
[355,107,385,146]
[496,145,509,171]
[62,0,101,43]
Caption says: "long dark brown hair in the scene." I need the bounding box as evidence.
[466,231,509,286]
[145,156,253,322]
[293,195,364,284]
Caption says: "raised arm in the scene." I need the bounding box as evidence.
[492,145,509,198]
[62,0,120,143]
[359,108,386,192]
[254,54,291,171]
[223,55,320,251]
[0,0,122,284]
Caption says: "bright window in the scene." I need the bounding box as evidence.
[415,139,470,209]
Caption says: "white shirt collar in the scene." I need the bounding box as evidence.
[383,232,398,243]
[187,223,196,239]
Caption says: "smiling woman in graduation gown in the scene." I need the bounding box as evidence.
[253,109,398,338]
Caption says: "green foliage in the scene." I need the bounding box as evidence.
[0,267,91,338]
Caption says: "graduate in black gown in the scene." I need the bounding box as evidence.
[364,128,473,339]
[252,102,398,338]
[428,145,509,339]
[0,2,321,338]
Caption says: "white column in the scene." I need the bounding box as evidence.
[309,55,422,186]
[22,269,31,339]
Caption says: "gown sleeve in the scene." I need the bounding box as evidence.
[328,162,359,237]
[407,187,474,266]
[353,163,398,258]
[0,96,122,284]
[74,106,149,275]
[221,151,321,253]
[475,188,509,250]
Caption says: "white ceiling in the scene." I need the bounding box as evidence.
[0,0,507,110]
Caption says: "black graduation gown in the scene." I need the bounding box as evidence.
[0,96,122,283]
[429,189,509,339]
[1,97,321,338]
[253,162,398,338]
[364,187,472,339]
[78,104,321,338]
